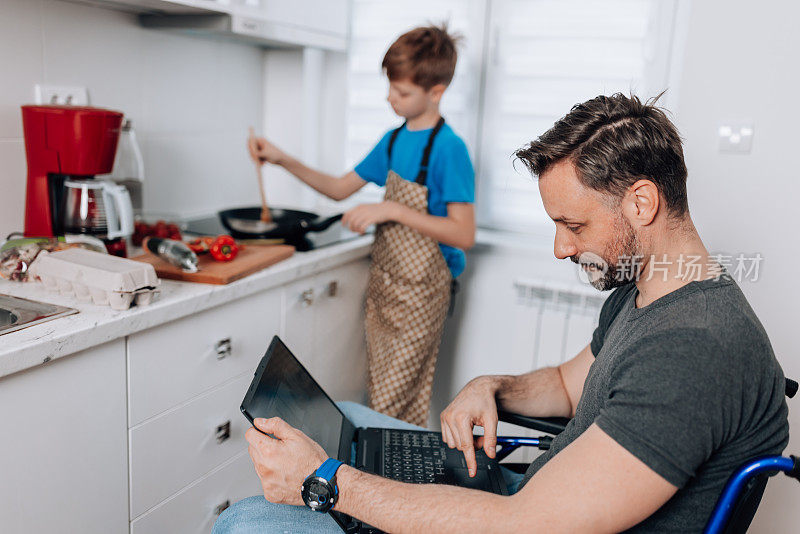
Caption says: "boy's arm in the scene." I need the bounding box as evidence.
[281,158,367,201]
[343,202,476,250]
[249,136,366,201]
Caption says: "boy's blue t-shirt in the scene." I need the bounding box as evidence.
[353,123,475,278]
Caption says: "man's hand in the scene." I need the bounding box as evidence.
[247,135,286,166]
[440,376,500,477]
[342,201,401,234]
[245,417,328,506]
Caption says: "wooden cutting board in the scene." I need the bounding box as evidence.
[132,244,295,285]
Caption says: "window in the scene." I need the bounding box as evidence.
[345,0,679,230]
[344,0,485,206]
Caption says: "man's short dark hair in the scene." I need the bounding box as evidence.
[515,93,689,216]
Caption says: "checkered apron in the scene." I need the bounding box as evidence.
[365,119,452,426]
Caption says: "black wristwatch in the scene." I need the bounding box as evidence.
[302,458,344,513]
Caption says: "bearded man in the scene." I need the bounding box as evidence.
[216,94,788,533]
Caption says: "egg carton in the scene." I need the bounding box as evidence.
[30,248,160,311]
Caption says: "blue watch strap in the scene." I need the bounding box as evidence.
[315,458,344,481]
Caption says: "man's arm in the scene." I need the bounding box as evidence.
[440,343,594,474]
[333,423,677,533]
[246,418,678,534]
[497,343,594,418]
[342,202,476,250]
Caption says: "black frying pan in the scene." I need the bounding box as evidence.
[218,207,343,241]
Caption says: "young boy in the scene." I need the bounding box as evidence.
[248,25,475,426]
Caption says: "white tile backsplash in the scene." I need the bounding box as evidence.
[0,0,265,238]
[41,0,145,122]
[0,140,27,239]
[0,0,44,140]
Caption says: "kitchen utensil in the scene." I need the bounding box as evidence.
[30,248,160,310]
[248,126,272,223]
[144,237,198,273]
[132,244,294,285]
[218,207,342,241]
[256,163,272,223]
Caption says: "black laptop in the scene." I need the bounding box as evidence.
[241,336,508,533]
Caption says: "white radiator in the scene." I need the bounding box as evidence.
[512,277,607,370]
[496,278,608,464]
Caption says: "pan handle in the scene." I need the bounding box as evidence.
[303,213,343,233]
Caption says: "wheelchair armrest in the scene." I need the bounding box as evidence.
[497,410,570,435]
[787,378,798,399]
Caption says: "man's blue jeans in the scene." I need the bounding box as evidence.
[212,402,525,534]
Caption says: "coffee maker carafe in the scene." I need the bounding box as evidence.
[61,178,133,240]
[21,105,131,255]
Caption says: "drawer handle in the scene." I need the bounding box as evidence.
[216,421,231,444]
[215,338,232,360]
[327,280,338,297]
[214,500,230,516]
[301,288,314,307]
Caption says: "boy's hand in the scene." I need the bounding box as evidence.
[342,202,401,234]
[245,417,327,506]
[248,134,286,166]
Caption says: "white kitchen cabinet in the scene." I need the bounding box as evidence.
[282,257,370,402]
[87,0,351,51]
[281,273,318,370]
[130,452,262,534]
[261,0,349,40]
[127,287,282,526]
[127,288,282,426]
[129,374,253,518]
[0,340,128,534]
[310,258,370,402]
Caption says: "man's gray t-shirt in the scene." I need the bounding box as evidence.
[519,274,789,532]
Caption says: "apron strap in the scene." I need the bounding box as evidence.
[387,122,406,166]
[415,117,446,185]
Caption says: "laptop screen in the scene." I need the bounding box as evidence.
[244,337,344,458]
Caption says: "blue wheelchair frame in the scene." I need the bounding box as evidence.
[494,378,798,533]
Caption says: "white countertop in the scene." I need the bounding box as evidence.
[0,236,373,380]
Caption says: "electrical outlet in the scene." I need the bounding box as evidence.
[34,85,89,106]
[718,123,754,154]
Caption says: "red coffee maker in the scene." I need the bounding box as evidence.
[21,105,124,236]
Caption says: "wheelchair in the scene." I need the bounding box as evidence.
[495,378,799,534]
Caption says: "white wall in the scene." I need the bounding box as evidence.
[0,0,265,239]
[259,47,351,215]
[673,1,800,530]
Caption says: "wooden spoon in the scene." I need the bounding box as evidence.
[249,127,272,223]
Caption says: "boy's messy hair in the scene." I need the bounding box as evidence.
[382,24,461,90]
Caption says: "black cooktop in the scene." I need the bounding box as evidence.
[183,215,362,252]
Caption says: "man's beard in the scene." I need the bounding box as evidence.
[572,215,641,291]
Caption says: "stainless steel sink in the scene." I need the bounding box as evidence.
[0,294,77,336]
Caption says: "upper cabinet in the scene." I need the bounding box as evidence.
[79,0,351,51]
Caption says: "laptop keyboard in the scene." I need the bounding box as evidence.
[381,429,491,484]
[382,430,447,483]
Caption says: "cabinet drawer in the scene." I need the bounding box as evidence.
[131,451,262,534]
[130,374,252,519]
[128,289,280,426]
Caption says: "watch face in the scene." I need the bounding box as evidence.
[302,476,335,512]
